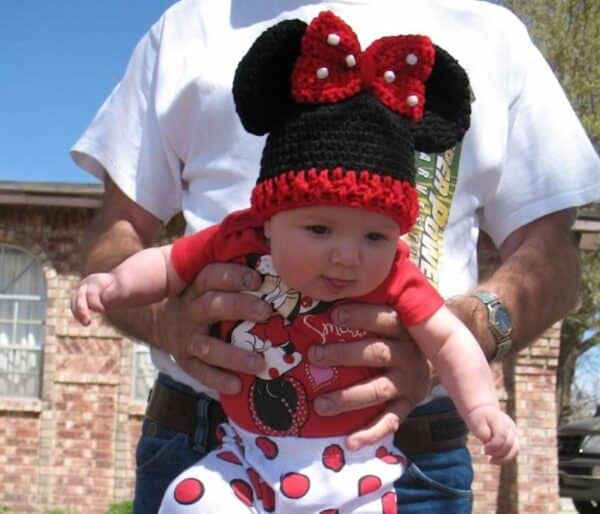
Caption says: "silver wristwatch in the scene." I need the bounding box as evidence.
[469,290,512,362]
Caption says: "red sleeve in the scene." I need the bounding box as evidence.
[171,209,268,283]
[384,243,445,326]
[171,224,221,283]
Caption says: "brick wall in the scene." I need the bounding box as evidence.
[0,205,142,514]
[0,202,562,513]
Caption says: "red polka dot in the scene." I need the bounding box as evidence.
[256,436,279,459]
[322,444,345,472]
[216,451,242,465]
[358,475,382,496]
[280,472,310,499]
[382,491,397,514]
[247,468,262,499]
[261,482,275,512]
[231,479,254,506]
[376,446,406,465]
[174,478,204,505]
[319,510,339,514]
[283,354,295,363]
[268,368,280,378]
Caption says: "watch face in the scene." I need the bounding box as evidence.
[492,305,512,336]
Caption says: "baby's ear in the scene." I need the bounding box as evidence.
[233,19,307,135]
[411,45,472,153]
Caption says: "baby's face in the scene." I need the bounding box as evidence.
[264,206,400,301]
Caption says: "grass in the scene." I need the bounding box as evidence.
[0,501,132,514]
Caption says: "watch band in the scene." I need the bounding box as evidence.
[469,290,512,362]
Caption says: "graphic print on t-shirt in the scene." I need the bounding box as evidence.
[407,145,462,287]
[220,255,383,438]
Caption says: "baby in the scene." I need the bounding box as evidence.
[72,11,517,514]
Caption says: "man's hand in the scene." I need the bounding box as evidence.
[308,303,432,450]
[151,262,272,394]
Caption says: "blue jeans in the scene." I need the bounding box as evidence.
[134,375,473,514]
[395,398,473,514]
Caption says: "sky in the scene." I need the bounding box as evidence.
[1,0,175,185]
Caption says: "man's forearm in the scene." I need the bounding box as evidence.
[82,177,166,347]
[84,218,167,346]
[451,209,581,360]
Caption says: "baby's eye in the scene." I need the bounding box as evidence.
[365,232,387,242]
[305,225,329,235]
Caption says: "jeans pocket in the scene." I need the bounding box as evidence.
[395,447,474,511]
[136,423,189,472]
[404,461,473,500]
[134,423,202,514]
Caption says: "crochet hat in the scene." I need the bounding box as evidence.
[233,11,471,234]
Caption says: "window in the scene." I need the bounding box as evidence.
[0,245,47,398]
[133,343,156,402]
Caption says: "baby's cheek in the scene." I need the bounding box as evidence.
[273,244,320,276]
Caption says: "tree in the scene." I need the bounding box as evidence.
[502,0,599,145]
[557,246,600,421]
[502,0,600,421]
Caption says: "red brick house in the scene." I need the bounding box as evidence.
[0,181,597,513]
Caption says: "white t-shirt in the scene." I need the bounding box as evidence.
[72,0,600,396]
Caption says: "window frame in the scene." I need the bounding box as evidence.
[0,244,47,399]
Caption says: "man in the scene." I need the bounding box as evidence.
[71,1,600,512]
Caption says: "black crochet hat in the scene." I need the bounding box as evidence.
[233,11,471,234]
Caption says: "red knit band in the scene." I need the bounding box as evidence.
[250,167,418,234]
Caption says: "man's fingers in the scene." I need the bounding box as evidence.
[182,333,265,377]
[311,338,431,418]
[314,373,402,415]
[344,397,414,450]
[181,357,243,395]
[308,338,426,371]
[189,262,262,295]
[330,303,409,339]
[183,290,271,325]
[309,338,405,368]
[177,332,266,394]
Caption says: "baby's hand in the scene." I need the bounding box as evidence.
[466,404,519,464]
[70,273,116,326]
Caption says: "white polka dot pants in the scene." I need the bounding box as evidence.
[159,422,406,514]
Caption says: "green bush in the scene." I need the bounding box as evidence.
[107,501,133,514]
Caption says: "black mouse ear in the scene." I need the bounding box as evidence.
[233,19,307,135]
[411,45,472,152]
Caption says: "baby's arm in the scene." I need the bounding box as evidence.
[71,244,186,325]
[408,306,518,464]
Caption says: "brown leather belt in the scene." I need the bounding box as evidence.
[144,381,468,455]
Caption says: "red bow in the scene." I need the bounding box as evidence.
[291,11,435,121]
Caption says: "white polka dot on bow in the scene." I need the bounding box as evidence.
[316,67,329,79]
[327,33,340,46]
[406,53,418,66]
[406,95,419,107]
